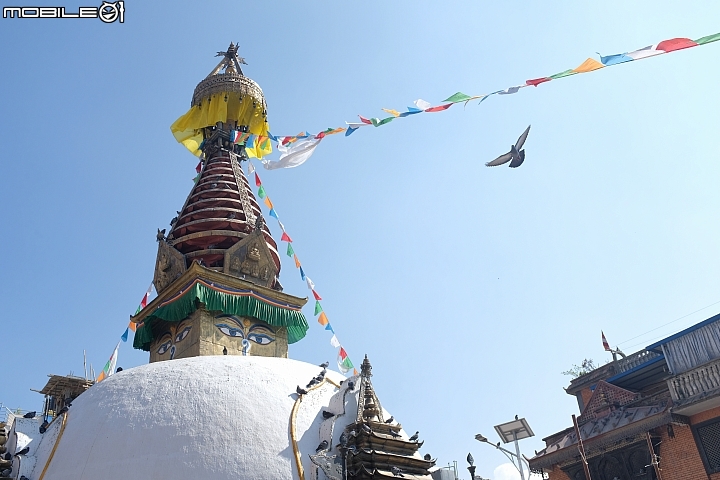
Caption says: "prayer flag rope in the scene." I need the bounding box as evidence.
[249,161,358,376]
[190,32,718,171]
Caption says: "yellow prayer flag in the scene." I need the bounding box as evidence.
[128,321,137,332]
[263,197,273,209]
[382,108,401,117]
[96,371,106,383]
[572,58,604,73]
[318,312,329,326]
[294,254,301,268]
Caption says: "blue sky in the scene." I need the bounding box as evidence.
[1,1,719,478]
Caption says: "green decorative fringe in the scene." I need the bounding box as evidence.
[133,282,308,351]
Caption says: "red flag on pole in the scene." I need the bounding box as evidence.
[602,331,611,351]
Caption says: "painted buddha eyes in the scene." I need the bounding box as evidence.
[215,323,275,345]
[247,333,273,345]
[215,323,244,338]
[157,340,172,355]
[175,326,192,343]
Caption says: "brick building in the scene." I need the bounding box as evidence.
[529,313,720,480]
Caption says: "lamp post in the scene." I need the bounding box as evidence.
[475,417,534,480]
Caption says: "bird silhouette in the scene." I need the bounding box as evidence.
[319,361,330,368]
[222,346,227,355]
[347,381,355,391]
[385,416,394,424]
[306,378,318,388]
[322,411,335,419]
[485,125,531,168]
[296,386,308,395]
[515,415,519,420]
[15,447,29,456]
[389,430,401,438]
[156,229,166,242]
[409,431,419,442]
[361,424,372,435]
[316,440,329,452]
[424,453,432,461]
[467,453,474,466]
[23,411,36,419]
[391,466,405,477]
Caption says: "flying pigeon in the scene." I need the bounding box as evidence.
[316,440,329,452]
[296,386,308,396]
[23,412,36,419]
[408,431,419,442]
[467,453,474,466]
[319,361,330,368]
[391,466,405,477]
[424,453,432,461]
[485,125,531,168]
[385,416,394,424]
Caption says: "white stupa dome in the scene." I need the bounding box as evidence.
[33,356,371,480]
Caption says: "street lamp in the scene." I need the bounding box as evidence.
[475,417,534,480]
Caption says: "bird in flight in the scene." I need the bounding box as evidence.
[486,125,531,168]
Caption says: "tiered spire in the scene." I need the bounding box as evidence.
[343,356,435,480]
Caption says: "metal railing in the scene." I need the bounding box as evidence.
[668,357,720,401]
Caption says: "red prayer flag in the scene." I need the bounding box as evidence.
[255,172,261,186]
[281,232,293,242]
[602,331,611,351]
[424,103,453,112]
[195,161,202,173]
[358,115,372,124]
[315,131,326,139]
[526,77,551,87]
[312,290,322,300]
[339,347,347,359]
[657,38,698,52]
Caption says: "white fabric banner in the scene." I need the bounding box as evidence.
[414,99,432,110]
[330,335,341,348]
[263,138,322,170]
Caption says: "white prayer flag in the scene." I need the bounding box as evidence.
[330,335,341,348]
[263,138,322,170]
[306,276,315,290]
[414,99,432,110]
[247,161,256,174]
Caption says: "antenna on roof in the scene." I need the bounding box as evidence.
[84,350,88,380]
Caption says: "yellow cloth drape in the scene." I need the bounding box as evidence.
[170,92,270,157]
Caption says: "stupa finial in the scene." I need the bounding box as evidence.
[210,42,248,77]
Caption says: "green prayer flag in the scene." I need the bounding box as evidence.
[287,243,294,257]
[371,117,393,127]
[695,33,720,45]
[443,92,472,103]
[257,185,266,198]
[314,300,323,315]
[549,69,576,79]
[192,174,200,184]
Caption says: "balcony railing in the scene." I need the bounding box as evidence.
[668,357,720,401]
[616,349,662,374]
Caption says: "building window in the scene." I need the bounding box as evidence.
[693,418,720,474]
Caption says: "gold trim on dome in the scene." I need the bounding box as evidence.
[191,73,266,109]
[289,378,339,480]
[38,412,68,480]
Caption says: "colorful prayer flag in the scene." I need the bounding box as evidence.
[96,341,120,383]
[572,58,605,73]
[442,92,473,103]
[287,243,294,257]
[312,290,322,301]
[263,138,322,170]
[263,197,273,209]
[318,311,329,326]
[602,331,611,352]
[121,328,129,342]
[128,321,137,332]
[269,208,278,219]
[325,323,334,333]
[281,232,292,242]
[306,276,315,290]
[195,161,202,173]
[424,103,453,112]
[134,284,153,315]
[330,335,341,348]
[300,266,306,280]
[314,300,322,315]
[294,254,301,268]
[257,185,266,198]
